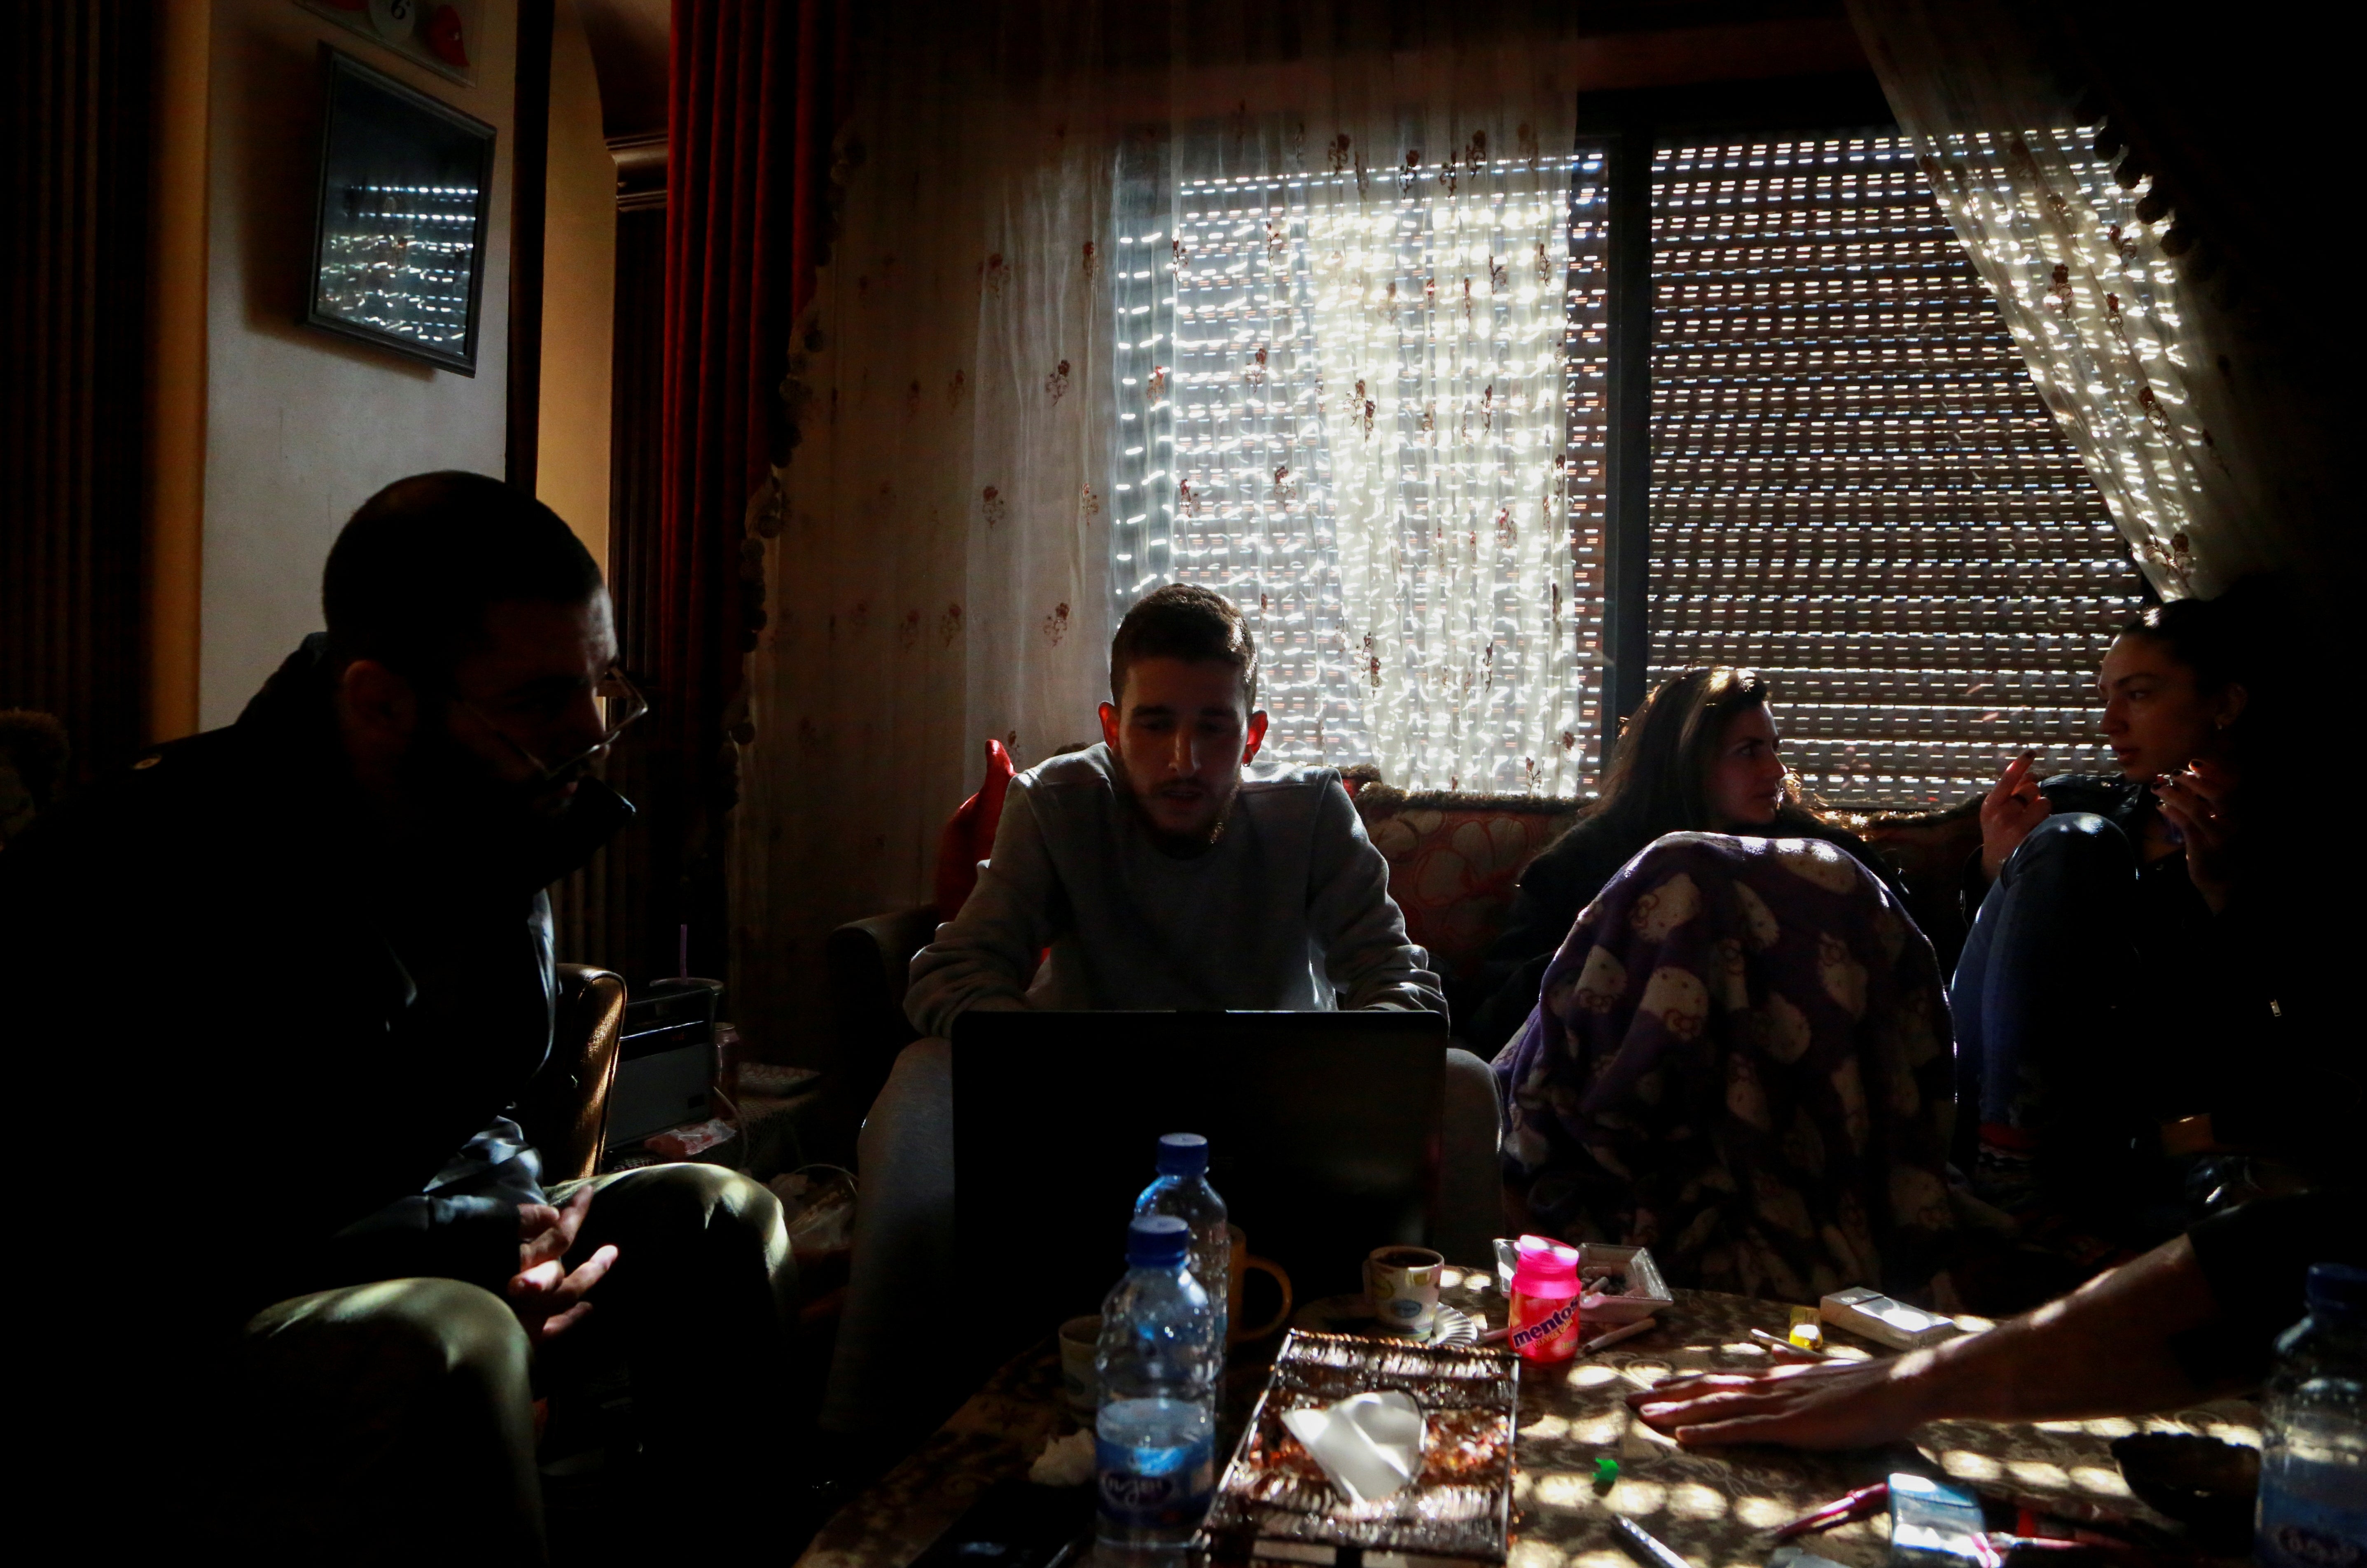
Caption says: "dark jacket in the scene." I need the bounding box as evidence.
[1466,811,1902,1055]
[0,639,631,1337]
[1978,774,2351,1164]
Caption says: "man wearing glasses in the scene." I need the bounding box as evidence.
[1,473,791,1557]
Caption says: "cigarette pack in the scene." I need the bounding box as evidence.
[1819,1287,1956,1351]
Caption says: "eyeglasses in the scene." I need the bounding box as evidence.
[457,665,649,783]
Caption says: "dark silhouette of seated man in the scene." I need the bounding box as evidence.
[2,474,793,1560]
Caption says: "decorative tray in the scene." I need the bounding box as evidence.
[1199,1330,1519,1567]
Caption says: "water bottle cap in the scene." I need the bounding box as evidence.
[1127,1213,1191,1267]
[2305,1262,2367,1321]
[1155,1132,1210,1176]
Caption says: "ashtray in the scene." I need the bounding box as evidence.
[1491,1239,1673,1325]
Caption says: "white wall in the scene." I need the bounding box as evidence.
[199,0,519,727]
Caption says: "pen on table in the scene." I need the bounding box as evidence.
[1613,1514,1692,1568]
[1771,1481,1889,1541]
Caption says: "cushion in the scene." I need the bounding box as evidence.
[1353,789,1581,982]
[933,739,1016,918]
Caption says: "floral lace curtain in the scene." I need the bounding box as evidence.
[730,3,1605,1045]
[1847,0,2264,597]
[730,7,1115,1045]
[1117,70,1600,799]
[1117,117,1600,795]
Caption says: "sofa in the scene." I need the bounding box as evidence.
[820,782,1986,1158]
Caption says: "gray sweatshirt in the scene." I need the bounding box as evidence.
[905,743,1446,1037]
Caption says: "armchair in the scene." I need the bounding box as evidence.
[515,963,629,1182]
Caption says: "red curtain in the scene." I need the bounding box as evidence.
[655,0,852,975]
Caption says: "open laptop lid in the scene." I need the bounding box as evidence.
[950,1009,1447,1366]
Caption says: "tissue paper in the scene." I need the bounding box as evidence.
[1279,1391,1425,1505]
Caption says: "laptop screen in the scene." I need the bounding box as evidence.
[949,1009,1449,1366]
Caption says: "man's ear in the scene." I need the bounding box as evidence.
[1098,701,1122,750]
[1242,709,1269,763]
[338,658,421,763]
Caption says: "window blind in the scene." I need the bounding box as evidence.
[1646,133,2143,810]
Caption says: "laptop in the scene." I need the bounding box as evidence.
[949,1009,1449,1365]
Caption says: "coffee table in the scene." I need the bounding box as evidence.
[795,1266,2260,1568]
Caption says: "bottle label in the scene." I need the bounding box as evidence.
[1510,1291,1580,1361]
[1096,1434,1215,1529]
[2257,1482,2367,1568]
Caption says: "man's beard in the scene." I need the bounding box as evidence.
[390,722,582,872]
[1127,772,1241,857]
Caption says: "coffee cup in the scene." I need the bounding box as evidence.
[1364,1244,1444,1335]
[1057,1314,1100,1418]
[1227,1224,1294,1344]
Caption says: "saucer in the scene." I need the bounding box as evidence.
[1290,1295,1480,1347]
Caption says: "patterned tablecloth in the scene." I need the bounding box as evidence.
[795,1267,2260,1568]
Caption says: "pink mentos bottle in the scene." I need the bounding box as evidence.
[1507,1234,1582,1363]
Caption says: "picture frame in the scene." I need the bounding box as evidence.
[304,46,496,374]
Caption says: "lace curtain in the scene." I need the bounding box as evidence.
[1847,0,2266,597]
[1114,67,1597,794]
[731,8,1115,1045]
[731,4,1605,1048]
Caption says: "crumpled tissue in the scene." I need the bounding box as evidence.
[1279,1391,1425,1505]
[1028,1428,1095,1486]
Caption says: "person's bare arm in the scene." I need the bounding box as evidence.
[1626,1234,2230,1449]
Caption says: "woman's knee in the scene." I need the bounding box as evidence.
[2014,811,2132,872]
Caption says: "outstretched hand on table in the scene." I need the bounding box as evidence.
[1624,1356,1938,1450]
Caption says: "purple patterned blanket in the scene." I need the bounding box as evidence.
[1494,831,1960,1298]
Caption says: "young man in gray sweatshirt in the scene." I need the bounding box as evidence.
[822,586,1498,1437]
[907,584,1446,1029]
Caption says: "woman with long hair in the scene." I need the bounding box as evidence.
[1469,667,1895,1052]
[1487,669,1959,1301]
[1951,577,2338,1234]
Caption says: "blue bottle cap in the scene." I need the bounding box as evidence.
[1155,1132,1209,1176]
[2306,1262,2367,1321]
[1127,1214,1191,1268]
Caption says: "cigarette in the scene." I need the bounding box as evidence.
[1750,1326,1832,1359]
[1581,1318,1655,1354]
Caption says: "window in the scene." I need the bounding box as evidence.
[1112,119,2142,808]
[1637,132,2142,809]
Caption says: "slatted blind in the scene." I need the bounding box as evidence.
[1646,132,2143,810]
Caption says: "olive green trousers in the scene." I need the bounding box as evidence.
[224,1163,793,1565]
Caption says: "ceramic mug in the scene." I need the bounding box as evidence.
[1364,1244,1444,1335]
[1057,1314,1101,1418]
[1227,1224,1294,1344]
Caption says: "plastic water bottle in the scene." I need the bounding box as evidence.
[1134,1132,1231,1351]
[1095,1214,1220,1559]
[2256,1262,2367,1567]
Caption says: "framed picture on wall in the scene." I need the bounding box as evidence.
[304,47,495,374]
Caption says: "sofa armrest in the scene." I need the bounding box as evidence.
[517,964,627,1183]
[818,905,942,1157]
